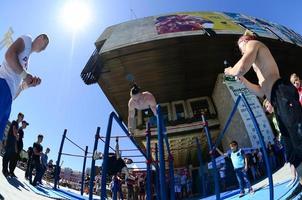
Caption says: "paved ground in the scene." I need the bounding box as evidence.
[200,163,302,200]
[1,156,300,200]
[0,156,51,200]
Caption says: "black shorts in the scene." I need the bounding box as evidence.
[271,78,302,167]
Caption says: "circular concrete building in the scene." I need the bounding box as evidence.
[81,12,302,170]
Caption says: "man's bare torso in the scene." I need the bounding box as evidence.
[252,41,280,100]
[129,91,154,110]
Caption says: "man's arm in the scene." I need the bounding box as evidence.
[128,100,136,133]
[225,41,259,77]
[148,94,157,116]
[5,38,25,74]
[216,148,227,156]
[14,77,42,99]
[239,76,265,98]
[12,123,18,138]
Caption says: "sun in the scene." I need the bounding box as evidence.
[60,0,92,32]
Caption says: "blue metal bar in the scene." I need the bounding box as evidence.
[156,105,167,200]
[112,112,148,159]
[240,93,274,200]
[146,123,152,200]
[65,136,86,152]
[212,95,242,150]
[81,146,88,196]
[163,134,175,200]
[202,115,220,200]
[54,129,67,189]
[100,112,114,200]
[195,138,206,197]
[89,127,100,200]
[154,143,160,200]
[101,112,150,199]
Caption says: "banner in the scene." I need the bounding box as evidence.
[155,14,211,35]
[224,78,274,148]
[252,17,293,44]
[223,12,277,39]
[155,12,244,35]
[183,12,244,33]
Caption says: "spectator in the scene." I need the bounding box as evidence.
[2,112,23,177]
[29,134,44,186]
[290,73,302,105]
[267,142,277,171]
[216,141,254,197]
[180,170,187,198]
[38,147,50,184]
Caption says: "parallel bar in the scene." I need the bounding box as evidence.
[146,123,152,200]
[195,138,206,197]
[212,95,242,150]
[54,129,67,189]
[202,115,220,200]
[112,113,148,159]
[65,136,86,152]
[154,143,160,200]
[89,127,100,200]
[98,136,116,152]
[156,105,167,200]
[81,146,88,196]
[240,93,274,200]
[101,113,114,200]
[61,153,92,158]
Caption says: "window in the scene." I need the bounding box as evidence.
[161,105,169,125]
[175,103,185,120]
[187,97,216,120]
[190,99,210,119]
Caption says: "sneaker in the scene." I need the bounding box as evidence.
[286,184,302,200]
[239,192,245,198]
[249,188,255,194]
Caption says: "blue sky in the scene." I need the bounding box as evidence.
[1,0,301,171]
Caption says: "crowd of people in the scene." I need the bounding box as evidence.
[0,112,52,187]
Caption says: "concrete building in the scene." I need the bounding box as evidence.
[81,12,302,169]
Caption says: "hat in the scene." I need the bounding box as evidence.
[22,120,29,126]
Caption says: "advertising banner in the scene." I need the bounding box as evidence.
[224,78,274,148]
[223,12,277,39]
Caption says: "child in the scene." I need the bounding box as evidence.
[216,141,254,197]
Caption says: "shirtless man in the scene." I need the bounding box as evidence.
[128,84,157,133]
[224,31,302,196]
[0,34,49,150]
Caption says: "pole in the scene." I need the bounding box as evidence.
[146,122,152,200]
[202,115,220,200]
[156,105,167,200]
[54,129,67,189]
[89,127,100,200]
[81,146,88,195]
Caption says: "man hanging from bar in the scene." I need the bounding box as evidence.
[128,84,157,134]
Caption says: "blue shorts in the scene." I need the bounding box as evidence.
[0,78,12,141]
